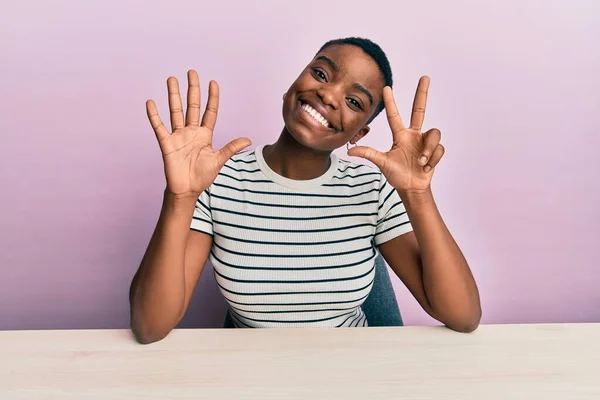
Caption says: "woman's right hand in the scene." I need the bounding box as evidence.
[146,70,252,199]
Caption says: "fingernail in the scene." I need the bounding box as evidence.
[419,156,428,165]
[423,165,431,173]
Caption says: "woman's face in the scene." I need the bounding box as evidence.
[282,44,385,152]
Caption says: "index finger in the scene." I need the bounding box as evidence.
[200,80,219,131]
[409,76,430,131]
[146,99,169,141]
[383,86,405,133]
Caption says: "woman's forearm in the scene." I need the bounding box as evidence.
[129,191,197,343]
[399,188,482,331]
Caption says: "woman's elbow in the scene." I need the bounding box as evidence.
[131,322,171,344]
[450,319,480,333]
[129,311,173,345]
[453,312,482,333]
[441,307,482,333]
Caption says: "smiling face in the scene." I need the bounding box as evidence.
[281,44,386,151]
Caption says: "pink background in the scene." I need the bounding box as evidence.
[1,1,599,330]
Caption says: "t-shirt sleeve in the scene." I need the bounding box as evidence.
[374,173,413,246]
[190,188,213,236]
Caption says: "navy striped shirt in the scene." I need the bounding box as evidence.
[190,144,413,328]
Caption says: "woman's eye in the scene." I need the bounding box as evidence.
[348,98,363,110]
[313,69,327,81]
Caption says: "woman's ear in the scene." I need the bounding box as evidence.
[349,125,371,145]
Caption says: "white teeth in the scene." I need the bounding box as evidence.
[302,103,330,128]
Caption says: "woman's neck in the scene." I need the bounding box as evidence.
[262,128,332,181]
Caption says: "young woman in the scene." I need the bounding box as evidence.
[129,37,481,344]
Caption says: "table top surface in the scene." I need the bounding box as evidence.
[1,323,599,400]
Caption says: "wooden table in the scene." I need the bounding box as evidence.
[1,323,599,399]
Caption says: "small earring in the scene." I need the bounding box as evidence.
[282,93,287,100]
[346,142,357,151]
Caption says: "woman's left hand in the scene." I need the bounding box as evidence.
[348,76,445,194]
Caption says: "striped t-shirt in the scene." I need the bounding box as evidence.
[190,144,413,328]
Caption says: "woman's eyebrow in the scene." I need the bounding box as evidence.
[353,83,373,106]
[315,55,339,72]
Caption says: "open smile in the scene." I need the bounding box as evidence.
[299,100,333,130]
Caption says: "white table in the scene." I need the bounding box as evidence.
[1,323,599,399]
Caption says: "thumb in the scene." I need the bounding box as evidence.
[217,137,253,166]
[347,145,388,170]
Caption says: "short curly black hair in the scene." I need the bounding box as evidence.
[317,37,392,123]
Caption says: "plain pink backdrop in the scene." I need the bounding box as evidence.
[1,0,599,330]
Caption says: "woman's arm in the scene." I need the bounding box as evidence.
[130,70,251,344]
[129,192,212,344]
[348,77,481,332]
[378,188,481,332]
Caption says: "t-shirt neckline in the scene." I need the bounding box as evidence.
[254,144,339,189]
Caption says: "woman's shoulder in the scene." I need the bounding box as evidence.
[336,157,382,179]
[218,149,260,173]
[226,148,258,166]
[208,149,261,189]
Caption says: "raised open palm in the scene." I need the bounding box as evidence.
[146,70,252,198]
